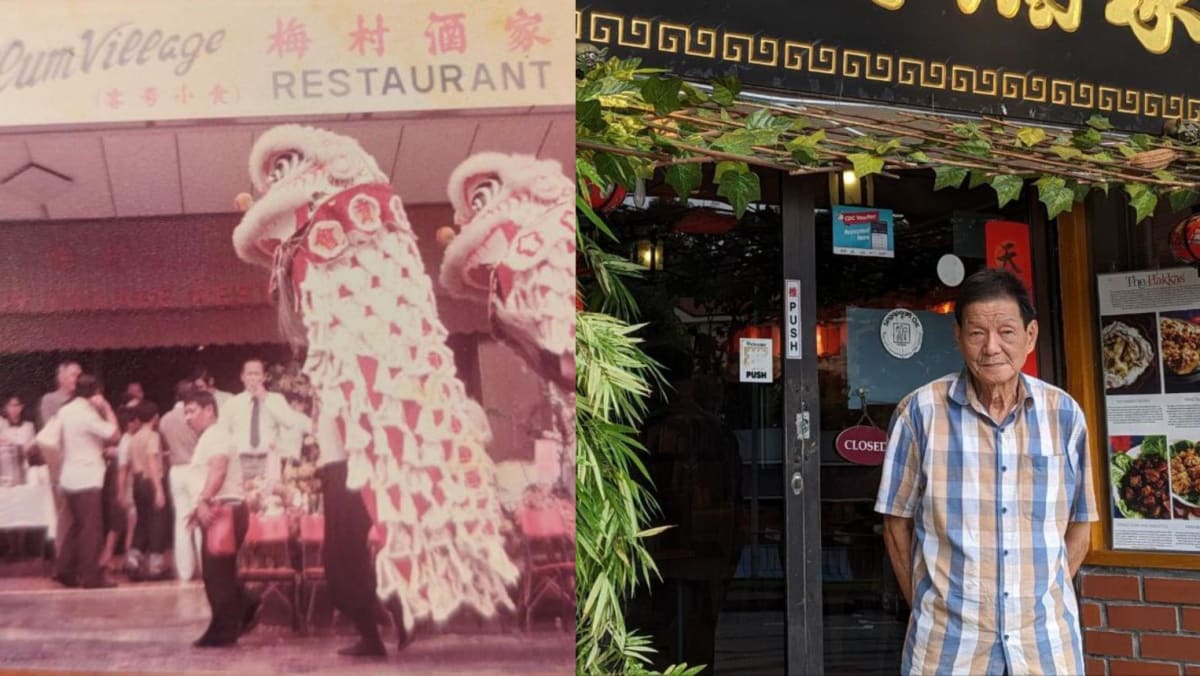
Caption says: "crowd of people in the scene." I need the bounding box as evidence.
[5,357,326,647]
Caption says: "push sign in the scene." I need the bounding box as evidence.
[785,280,801,359]
[739,338,773,383]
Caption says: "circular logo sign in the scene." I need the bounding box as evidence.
[835,425,889,466]
[881,309,923,359]
[936,254,965,287]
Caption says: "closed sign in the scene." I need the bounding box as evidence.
[835,425,888,466]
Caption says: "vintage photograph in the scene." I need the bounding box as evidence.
[0,1,573,673]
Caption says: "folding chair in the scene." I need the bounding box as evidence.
[516,505,576,631]
[238,513,301,632]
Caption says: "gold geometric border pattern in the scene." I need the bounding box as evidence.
[577,9,1200,122]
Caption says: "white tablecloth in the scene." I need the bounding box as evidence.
[0,466,57,539]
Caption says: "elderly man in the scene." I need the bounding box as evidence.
[161,380,201,581]
[876,268,1098,675]
[221,359,310,483]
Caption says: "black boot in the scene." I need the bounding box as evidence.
[340,613,386,658]
[385,597,411,651]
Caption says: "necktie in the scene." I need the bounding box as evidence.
[250,396,261,449]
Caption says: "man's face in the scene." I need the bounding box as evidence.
[241,361,265,393]
[192,378,211,393]
[184,402,215,433]
[59,364,81,393]
[126,383,144,401]
[4,398,22,422]
[954,297,1038,391]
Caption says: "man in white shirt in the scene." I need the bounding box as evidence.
[52,374,119,589]
[161,380,201,581]
[184,390,260,648]
[222,359,311,483]
[38,361,81,429]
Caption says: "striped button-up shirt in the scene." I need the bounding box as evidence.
[876,370,1099,675]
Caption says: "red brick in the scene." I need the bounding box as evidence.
[1086,630,1135,657]
[1111,660,1181,676]
[1083,602,1105,628]
[1108,605,1178,632]
[1083,575,1142,601]
[1111,660,1180,676]
[1185,607,1200,633]
[1085,657,1106,676]
[1186,666,1200,676]
[1141,634,1200,662]
[1145,578,1200,605]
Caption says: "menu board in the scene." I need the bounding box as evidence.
[1098,267,1200,553]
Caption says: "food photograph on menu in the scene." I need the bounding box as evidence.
[1101,313,1162,396]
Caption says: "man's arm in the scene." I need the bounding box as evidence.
[264,393,313,432]
[883,515,915,607]
[192,454,230,527]
[1066,521,1090,578]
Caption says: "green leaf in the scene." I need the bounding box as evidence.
[789,116,815,130]
[744,108,776,130]
[790,145,822,165]
[847,152,885,178]
[1130,133,1155,151]
[1153,169,1179,182]
[952,122,984,139]
[908,150,931,163]
[1087,114,1114,131]
[577,99,605,132]
[712,129,754,156]
[1016,127,1047,148]
[968,170,990,189]
[933,166,968,191]
[990,174,1024,208]
[1124,182,1158,223]
[785,129,826,165]
[1035,175,1074,220]
[639,76,683,116]
[1085,151,1115,164]
[664,163,702,202]
[711,76,740,106]
[1071,127,1102,150]
[1116,143,1138,159]
[595,152,638,189]
[874,138,904,156]
[1168,188,1200,213]
[714,160,747,181]
[1050,145,1084,161]
[715,165,761,218]
[1070,181,1091,203]
[957,138,992,157]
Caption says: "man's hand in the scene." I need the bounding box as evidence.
[191,501,214,528]
[1066,522,1091,577]
[883,515,916,608]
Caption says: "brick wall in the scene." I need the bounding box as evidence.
[1080,566,1200,676]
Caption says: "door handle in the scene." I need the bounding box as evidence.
[790,471,804,496]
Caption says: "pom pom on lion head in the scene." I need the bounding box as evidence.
[233,124,389,268]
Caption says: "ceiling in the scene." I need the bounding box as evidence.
[0,106,575,221]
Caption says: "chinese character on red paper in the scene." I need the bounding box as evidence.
[176,84,193,104]
[505,8,549,52]
[142,87,158,107]
[268,18,312,58]
[210,84,229,104]
[348,13,390,56]
[105,88,122,109]
[424,12,467,55]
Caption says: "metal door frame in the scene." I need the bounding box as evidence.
[781,174,823,675]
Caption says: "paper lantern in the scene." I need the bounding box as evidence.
[1170,213,1200,264]
[587,181,627,212]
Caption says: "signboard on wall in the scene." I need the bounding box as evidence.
[0,0,571,126]
[1098,267,1200,553]
[739,337,773,383]
[833,206,894,258]
[577,1,1200,132]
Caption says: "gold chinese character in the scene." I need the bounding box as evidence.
[1105,0,1200,54]
[872,0,1081,31]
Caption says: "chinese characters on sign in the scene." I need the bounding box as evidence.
[873,0,1200,53]
[425,12,467,55]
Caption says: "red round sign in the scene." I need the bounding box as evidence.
[835,425,889,466]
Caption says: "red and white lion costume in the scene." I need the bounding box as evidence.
[232,125,517,632]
